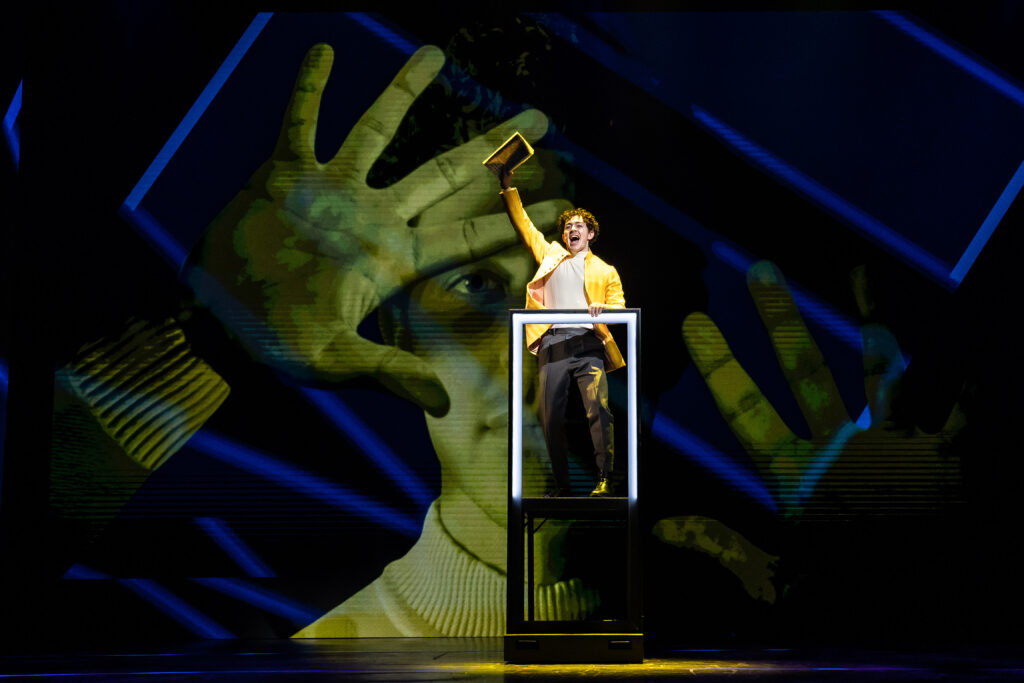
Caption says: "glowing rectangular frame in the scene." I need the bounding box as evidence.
[509,309,640,502]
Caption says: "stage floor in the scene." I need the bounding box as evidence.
[2,638,1023,680]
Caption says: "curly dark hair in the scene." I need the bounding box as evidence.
[558,207,600,242]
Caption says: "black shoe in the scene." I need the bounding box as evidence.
[589,478,613,497]
[545,487,570,498]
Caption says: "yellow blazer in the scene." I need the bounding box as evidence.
[501,188,626,372]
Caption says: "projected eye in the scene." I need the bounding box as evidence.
[447,269,507,305]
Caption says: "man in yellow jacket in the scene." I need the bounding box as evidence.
[499,171,626,497]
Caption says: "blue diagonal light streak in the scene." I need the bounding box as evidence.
[194,517,276,578]
[692,106,955,288]
[855,405,872,430]
[950,158,1024,284]
[64,563,109,580]
[123,13,273,212]
[527,13,656,96]
[544,128,718,250]
[300,388,432,508]
[66,565,321,627]
[0,356,8,395]
[189,430,420,537]
[120,578,235,638]
[530,13,994,290]
[191,577,321,624]
[63,564,234,638]
[873,10,1024,109]
[346,12,418,55]
[792,419,862,510]
[118,204,188,270]
[546,130,867,357]
[652,411,777,511]
[3,80,21,169]
[2,80,20,131]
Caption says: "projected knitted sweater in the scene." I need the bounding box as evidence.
[292,500,598,637]
[58,317,598,638]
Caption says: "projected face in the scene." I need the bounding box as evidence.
[397,245,551,527]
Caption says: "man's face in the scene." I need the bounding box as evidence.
[562,215,595,254]
[398,246,551,528]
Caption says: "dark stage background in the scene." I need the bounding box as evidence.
[2,4,1024,648]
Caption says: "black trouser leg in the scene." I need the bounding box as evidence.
[574,358,614,478]
[538,355,573,491]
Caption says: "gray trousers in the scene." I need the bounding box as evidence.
[537,329,614,490]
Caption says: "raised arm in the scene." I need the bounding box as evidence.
[500,186,551,264]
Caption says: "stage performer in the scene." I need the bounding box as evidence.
[497,169,626,497]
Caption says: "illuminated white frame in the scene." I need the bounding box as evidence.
[510,310,639,503]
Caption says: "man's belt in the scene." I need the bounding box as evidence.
[538,330,604,366]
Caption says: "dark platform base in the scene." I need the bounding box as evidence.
[504,633,644,663]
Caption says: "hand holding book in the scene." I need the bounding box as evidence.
[482,131,535,190]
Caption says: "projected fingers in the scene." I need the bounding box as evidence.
[278,43,334,160]
[412,199,572,274]
[682,312,799,481]
[393,108,549,221]
[653,516,779,604]
[335,45,446,178]
[317,330,450,418]
[860,322,905,425]
[683,259,965,516]
[189,41,557,415]
[746,261,849,438]
[850,265,906,426]
[414,175,499,226]
[367,340,451,419]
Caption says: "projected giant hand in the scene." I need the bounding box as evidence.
[653,515,780,603]
[682,260,963,517]
[185,44,554,416]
